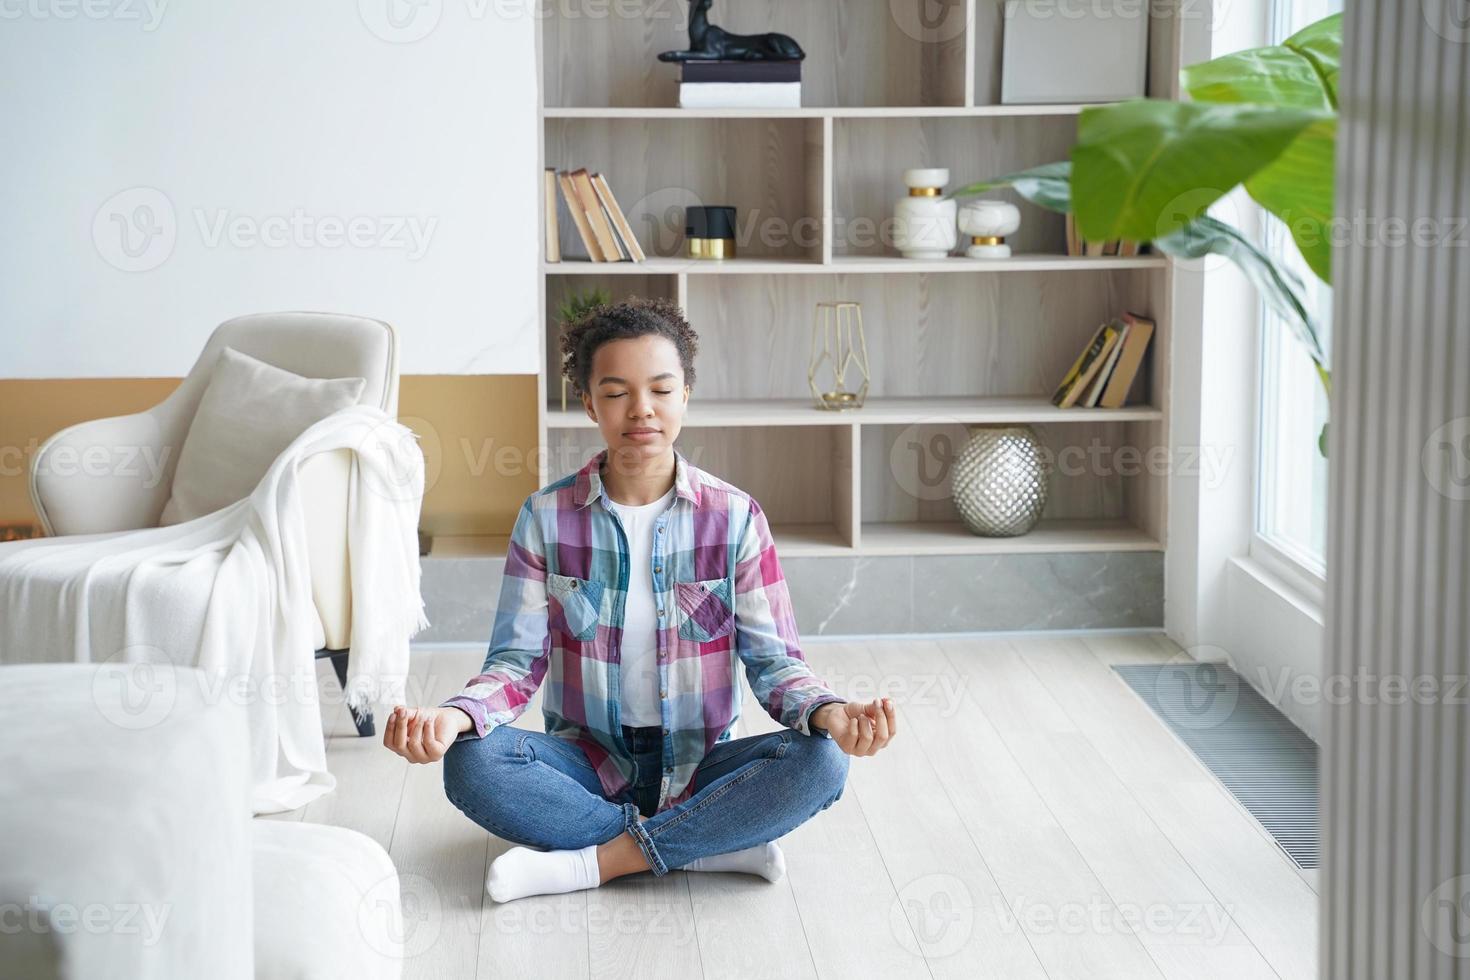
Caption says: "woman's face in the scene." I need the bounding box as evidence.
[580,334,690,463]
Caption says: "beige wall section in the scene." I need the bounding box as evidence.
[399,375,540,537]
[0,379,181,532]
[0,376,539,537]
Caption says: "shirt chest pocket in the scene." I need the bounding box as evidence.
[547,573,605,641]
[673,576,736,643]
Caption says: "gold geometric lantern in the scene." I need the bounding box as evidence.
[807,301,870,411]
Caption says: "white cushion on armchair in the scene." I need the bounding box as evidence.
[160,346,366,525]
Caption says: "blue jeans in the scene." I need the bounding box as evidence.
[442,722,850,876]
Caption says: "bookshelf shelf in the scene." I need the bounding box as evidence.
[544,255,1167,275]
[858,520,1161,556]
[545,396,1164,430]
[430,520,1158,560]
[534,1,1183,560]
[543,104,1108,120]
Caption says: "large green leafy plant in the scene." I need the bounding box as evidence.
[953,14,1342,451]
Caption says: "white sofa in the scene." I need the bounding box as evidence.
[26,311,400,734]
[0,663,404,979]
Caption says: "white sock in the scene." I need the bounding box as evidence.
[486,843,602,904]
[681,842,786,882]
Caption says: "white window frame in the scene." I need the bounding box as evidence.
[1245,0,1335,609]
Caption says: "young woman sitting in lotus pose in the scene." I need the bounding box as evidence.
[384,297,895,903]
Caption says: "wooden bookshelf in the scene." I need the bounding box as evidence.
[532,0,1181,558]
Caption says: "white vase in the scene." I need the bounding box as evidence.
[958,200,1022,259]
[893,168,957,260]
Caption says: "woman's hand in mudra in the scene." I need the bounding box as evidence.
[384,705,472,764]
[813,698,896,757]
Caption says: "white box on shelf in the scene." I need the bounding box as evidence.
[678,81,802,109]
[1000,0,1149,104]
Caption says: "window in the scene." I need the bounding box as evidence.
[1253,0,1341,583]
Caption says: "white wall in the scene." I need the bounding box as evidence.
[0,0,537,378]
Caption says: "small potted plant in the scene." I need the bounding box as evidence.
[557,287,612,411]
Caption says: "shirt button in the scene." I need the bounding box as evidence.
[654,565,662,573]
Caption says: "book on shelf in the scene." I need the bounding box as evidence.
[1064,213,1145,259]
[1098,311,1154,408]
[557,170,604,261]
[1082,319,1129,407]
[681,60,802,84]
[543,168,560,263]
[553,169,644,263]
[1052,311,1156,409]
[677,59,802,108]
[679,81,801,108]
[591,172,645,261]
[570,168,623,260]
[1052,319,1122,409]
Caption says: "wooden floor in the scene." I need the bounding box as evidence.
[266,632,1319,980]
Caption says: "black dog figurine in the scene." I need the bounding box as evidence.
[658,0,805,62]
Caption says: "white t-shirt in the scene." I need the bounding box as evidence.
[605,484,677,727]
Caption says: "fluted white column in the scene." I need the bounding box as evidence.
[1324,3,1470,978]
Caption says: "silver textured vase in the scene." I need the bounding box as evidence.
[951,424,1050,536]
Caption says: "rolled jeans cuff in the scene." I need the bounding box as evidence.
[621,800,668,876]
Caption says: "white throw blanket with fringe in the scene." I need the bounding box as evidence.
[0,405,428,813]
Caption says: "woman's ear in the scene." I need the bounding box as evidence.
[582,390,596,421]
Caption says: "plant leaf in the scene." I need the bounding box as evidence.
[1184,46,1334,109]
[1183,13,1342,283]
[1245,116,1336,282]
[948,161,1073,213]
[1284,13,1342,109]
[1183,14,1341,109]
[1071,100,1329,244]
[1154,215,1326,369]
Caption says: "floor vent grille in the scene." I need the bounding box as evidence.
[1113,663,1320,869]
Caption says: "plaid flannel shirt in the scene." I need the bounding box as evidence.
[441,447,847,814]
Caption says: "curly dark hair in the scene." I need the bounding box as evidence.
[559,296,699,398]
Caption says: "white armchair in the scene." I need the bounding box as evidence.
[27,311,401,734]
